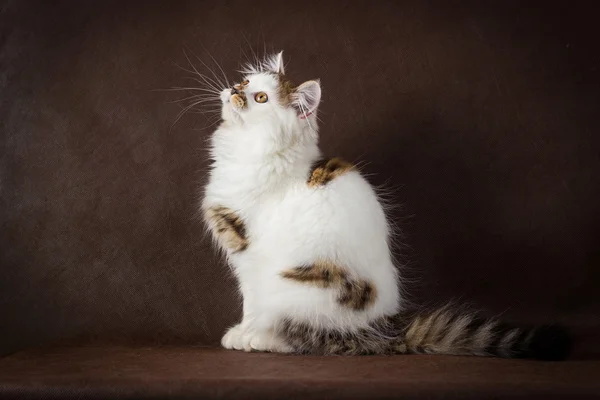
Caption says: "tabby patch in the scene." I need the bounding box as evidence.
[307,158,354,187]
[205,206,249,252]
[281,260,377,311]
[277,73,296,106]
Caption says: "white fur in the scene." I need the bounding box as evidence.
[202,52,401,352]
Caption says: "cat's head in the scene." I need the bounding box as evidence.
[220,51,321,129]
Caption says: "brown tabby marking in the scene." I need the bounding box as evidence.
[277,73,296,106]
[233,79,249,91]
[281,260,377,311]
[307,158,355,187]
[205,206,249,252]
[280,260,345,288]
[337,279,377,311]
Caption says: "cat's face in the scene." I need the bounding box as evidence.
[220,52,321,128]
[220,72,285,123]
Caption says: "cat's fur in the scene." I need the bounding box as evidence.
[201,51,570,360]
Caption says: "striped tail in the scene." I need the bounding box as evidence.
[398,306,571,361]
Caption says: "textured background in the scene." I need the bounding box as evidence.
[1,1,599,357]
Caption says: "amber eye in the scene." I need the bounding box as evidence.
[254,92,268,103]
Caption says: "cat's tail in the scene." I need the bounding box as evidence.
[395,305,571,361]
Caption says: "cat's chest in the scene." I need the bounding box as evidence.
[243,187,326,243]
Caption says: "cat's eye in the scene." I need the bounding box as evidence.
[254,92,268,103]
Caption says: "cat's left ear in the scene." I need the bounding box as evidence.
[292,80,321,118]
[266,51,285,75]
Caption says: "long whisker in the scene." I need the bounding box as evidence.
[199,42,230,88]
[153,87,219,94]
[167,95,220,104]
[178,101,221,112]
[173,61,222,91]
[179,82,221,95]
[171,96,220,128]
[167,47,233,130]
[172,62,201,76]
[242,32,259,68]
[181,71,222,94]
[261,31,267,62]
[188,47,228,89]
[183,77,221,94]
[188,108,221,116]
[256,33,264,65]
[203,116,223,130]
[182,73,222,93]
[239,40,252,70]
[299,101,315,133]
[153,87,206,92]
[182,49,224,91]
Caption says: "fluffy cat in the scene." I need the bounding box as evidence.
[200,51,570,360]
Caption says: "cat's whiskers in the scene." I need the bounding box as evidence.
[203,117,223,130]
[178,82,221,95]
[172,97,219,127]
[198,43,230,88]
[175,62,223,93]
[190,48,229,89]
[298,101,315,133]
[165,50,230,129]
[156,87,217,93]
[183,76,222,95]
[179,61,226,99]
[182,48,227,94]
[188,109,221,117]
[167,95,220,104]
[242,32,260,71]
[183,48,225,88]
[238,43,253,73]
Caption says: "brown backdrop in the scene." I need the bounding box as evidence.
[1,0,599,357]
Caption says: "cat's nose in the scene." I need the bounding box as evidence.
[230,87,240,95]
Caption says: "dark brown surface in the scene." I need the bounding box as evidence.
[1,0,600,397]
[0,345,599,400]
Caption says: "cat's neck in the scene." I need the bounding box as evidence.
[208,121,321,203]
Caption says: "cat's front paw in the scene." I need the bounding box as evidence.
[248,332,293,353]
[221,323,246,350]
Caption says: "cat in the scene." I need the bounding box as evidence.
[200,51,570,360]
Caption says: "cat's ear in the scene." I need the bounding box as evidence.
[266,51,285,75]
[292,80,321,118]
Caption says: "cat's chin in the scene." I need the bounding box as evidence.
[221,105,243,124]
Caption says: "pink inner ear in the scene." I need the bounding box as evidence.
[295,80,321,118]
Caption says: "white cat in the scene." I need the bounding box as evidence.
[200,51,569,360]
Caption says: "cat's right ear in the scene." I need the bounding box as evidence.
[292,80,321,119]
